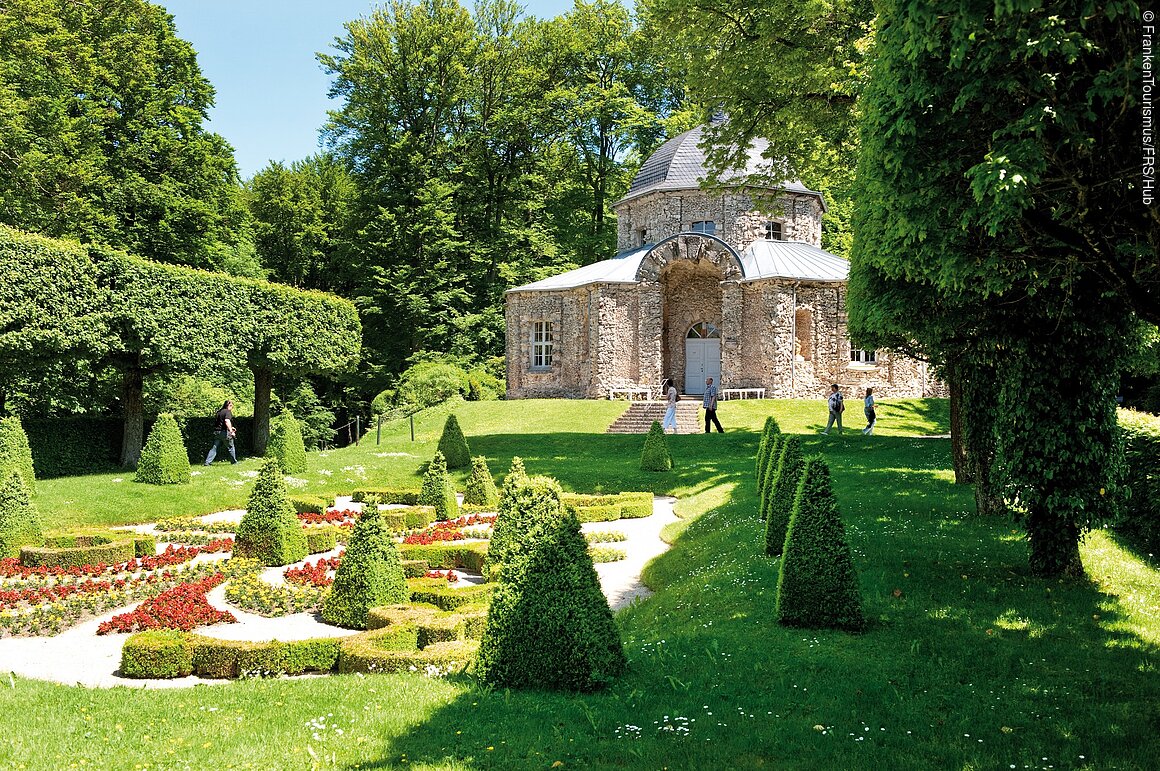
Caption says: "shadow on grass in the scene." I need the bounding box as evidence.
[351,432,1160,770]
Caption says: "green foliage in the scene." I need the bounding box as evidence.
[394,363,470,410]
[640,421,673,472]
[20,534,155,568]
[398,542,488,574]
[465,366,502,401]
[235,459,308,566]
[1115,409,1160,552]
[437,414,472,469]
[407,579,494,611]
[776,457,863,631]
[755,415,782,488]
[487,475,565,573]
[134,414,191,485]
[0,415,36,493]
[757,434,786,509]
[0,470,41,559]
[120,630,195,679]
[351,488,420,506]
[322,508,409,629]
[502,456,528,493]
[478,501,626,691]
[305,527,339,554]
[764,437,804,555]
[267,413,308,474]
[279,382,336,450]
[419,451,459,521]
[463,456,499,508]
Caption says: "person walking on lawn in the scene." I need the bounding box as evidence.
[822,384,844,435]
[204,399,238,465]
[662,378,679,434]
[863,387,877,435]
[703,377,724,433]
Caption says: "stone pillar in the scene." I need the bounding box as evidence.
[638,283,664,388]
[720,281,743,387]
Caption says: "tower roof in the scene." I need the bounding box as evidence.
[616,125,822,206]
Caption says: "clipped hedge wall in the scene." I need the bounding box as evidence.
[21,534,156,568]
[351,488,420,506]
[337,634,478,675]
[1118,409,1160,551]
[305,527,339,554]
[121,630,194,678]
[560,492,653,522]
[407,578,494,611]
[380,506,435,531]
[289,495,335,514]
[399,541,488,574]
[121,632,341,679]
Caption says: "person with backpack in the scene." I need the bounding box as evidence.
[204,399,238,465]
[822,384,844,435]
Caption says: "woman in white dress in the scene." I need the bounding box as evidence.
[662,378,679,434]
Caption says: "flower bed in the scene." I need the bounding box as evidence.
[432,514,496,531]
[0,541,233,583]
[97,575,235,634]
[284,555,342,587]
[153,517,238,534]
[296,509,358,527]
[403,530,465,545]
[224,572,329,616]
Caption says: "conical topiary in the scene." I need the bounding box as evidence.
[267,412,307,474]
[755,415,782,488]
[502,457,528,495]
[758,434,786,510]
[135,414,191,484]
[419,450,459,521]
[486,475,565,575]
[640,420,673,472]
[0,470,41,558]
[0,416,35,494]
[765,436,805,554]
[322,507,408,629]
[477,493,626,691]
[437,414,471,469]
[776,456,864,631]
[463,456,499,508]
[235,458,309,566]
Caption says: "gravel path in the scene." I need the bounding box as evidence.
[0,497,677,688]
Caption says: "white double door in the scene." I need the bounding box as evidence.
[684,338,721,395]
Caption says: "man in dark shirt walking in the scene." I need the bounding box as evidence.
[204,399,238,465]
[703,377,724,433]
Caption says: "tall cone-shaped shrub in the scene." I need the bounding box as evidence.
[755,415,782,487]
[640,421,673,471]
[758,434,786,508]
[0,416,35,494]
[501,456,528,496]
[437,414,471,469]
[235,458,308,566]
[0,470,41,558]
[486,475,565,575]
[463,456,499,508]
[267,412,307,473]
[135,414,191,484]
[776,457,863,631]
[478,491,626,691]
[765,437,805,553]
[419,450,458,520]
[322,507,408,629]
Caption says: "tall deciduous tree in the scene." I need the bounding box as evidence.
[0,0,251,272]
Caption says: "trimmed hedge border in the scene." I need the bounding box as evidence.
[21,534,156,568]
[352,488,420,505]
[305,527,338,554]
[289,495,336,514]
[399,541,488,574]
[407,577,494,611]
[381,506,435,531]
[561,492,653,522]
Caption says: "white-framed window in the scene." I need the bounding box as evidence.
[691,220,716,235]
[531,321,554,368]
[850,348,877,364]
[764,221,783,240]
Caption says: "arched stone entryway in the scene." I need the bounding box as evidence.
[684,322,721,394]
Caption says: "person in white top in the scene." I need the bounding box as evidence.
[863,387,876,435]
[662,378,679,434]
[822,384,844,435]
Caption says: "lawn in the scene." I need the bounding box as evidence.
[4,398,1158,770]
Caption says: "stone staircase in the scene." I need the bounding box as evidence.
[606,400,703,434]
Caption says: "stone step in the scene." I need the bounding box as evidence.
[606,401,703,434]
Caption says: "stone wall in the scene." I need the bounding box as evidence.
[615,189,823,251]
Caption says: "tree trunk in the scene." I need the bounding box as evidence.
[1026,505,1086,579]
[119,366,145,468]
[252,366,273,456]
[948,365,970,484]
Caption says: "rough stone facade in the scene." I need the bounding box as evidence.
[507,185,942,401]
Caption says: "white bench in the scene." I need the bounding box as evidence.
[608,387,652,401]
[720,388,766,400]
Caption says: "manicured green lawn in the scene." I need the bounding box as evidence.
[5,398,1158,770]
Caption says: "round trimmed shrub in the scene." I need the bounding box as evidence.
[235,458,308,566]
[477,502,626,691]
[322,507,409,629]
[765,436,804,554]
[135,414,191,484]
[463,456,499,508]
[419,451,459,521]
[755,415,783,487]
[776,456,864,631]
[486,475,565,574]
[267,412,307,474]
[0,469,41,559]
[0,415,35,493]
[640,421,673,472]
[437,414,471,469]
[394,361,469,409]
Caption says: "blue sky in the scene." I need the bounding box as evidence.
[163,1,579,179]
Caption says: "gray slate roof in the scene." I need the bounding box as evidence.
[507,240,848,294]
[617,125,822,206]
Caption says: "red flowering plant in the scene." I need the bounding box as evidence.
[432,514,496,531]
[297,509,358,526]
[423,570,459,583]
[403,530,465,545]
[0,541,233,582]
[96,575,235,634]
[284,554,343,587]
